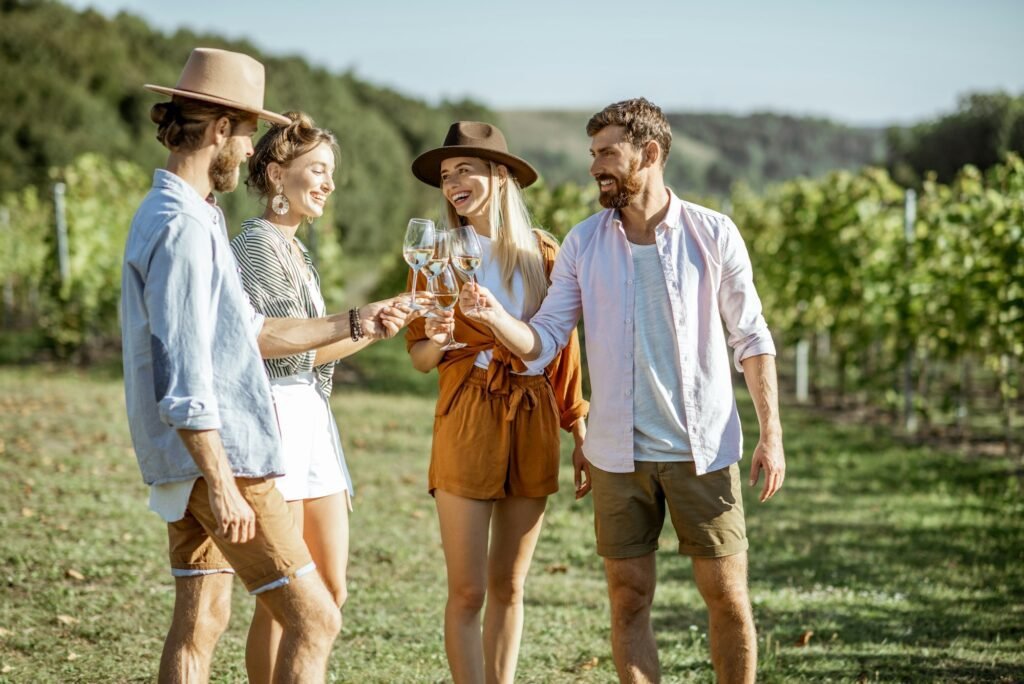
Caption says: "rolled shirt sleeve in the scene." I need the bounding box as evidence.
[717,217,776,371]
[144,219,222,430]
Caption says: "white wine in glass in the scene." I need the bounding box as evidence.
[424,228,451,278]
[449,225,484,312]
[403,218,436,310]
[428,265,466,350]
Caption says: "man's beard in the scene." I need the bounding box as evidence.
[209,138,246,193]
[597,158,643,209]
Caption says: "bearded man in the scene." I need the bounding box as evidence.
[461,97,786,684]
[121,48,407,683]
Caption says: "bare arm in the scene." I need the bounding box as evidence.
[176,429,255,543]
[408,310,453,373]
[258,311,352,359]
[259,297,417,360]
[740,353,785,502]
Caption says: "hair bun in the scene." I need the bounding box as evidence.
[282,110,316,131]
[149,101,179,126]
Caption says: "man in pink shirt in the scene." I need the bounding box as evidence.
[461,98,785,683]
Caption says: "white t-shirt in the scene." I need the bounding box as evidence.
[473,235,545,376]
[631,242,693,462]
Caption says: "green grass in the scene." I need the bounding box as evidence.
[1,364,1022,683]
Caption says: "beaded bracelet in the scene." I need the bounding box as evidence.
[349,307,364,342]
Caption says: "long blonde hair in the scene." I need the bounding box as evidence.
[443,161,548,318]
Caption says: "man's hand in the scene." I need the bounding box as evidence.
[207,479,256,543]
[572,443,591,499]
[459,281,506,326]
[749,433,785,502]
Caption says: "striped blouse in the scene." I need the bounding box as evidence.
[230,217,335,399]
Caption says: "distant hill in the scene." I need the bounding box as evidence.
[499,110,887,196]
[0,0,492,256]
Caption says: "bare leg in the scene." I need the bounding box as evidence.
[482,495,547,684]
[692,553,756,684]
[246,500,305,684]
[254,570,341,684]
[435,489,493,684]
[302,492,350,611]
[605,553,660,684]
[159,573,233,684]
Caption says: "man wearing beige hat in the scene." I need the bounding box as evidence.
[121,48,406,683]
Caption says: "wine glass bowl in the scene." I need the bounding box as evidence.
[427,265,466,350]
[403,218,436,310]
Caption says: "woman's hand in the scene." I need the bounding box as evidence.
[361,293,430,339]
[424,309,455,347]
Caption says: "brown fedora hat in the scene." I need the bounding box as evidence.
[145,47,289,125]
[412,121,539,188]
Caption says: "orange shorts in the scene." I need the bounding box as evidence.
[167,477,315,594]
[430,367,560,500]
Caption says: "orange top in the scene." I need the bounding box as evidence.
[405,232,589,431]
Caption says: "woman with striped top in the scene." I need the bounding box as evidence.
[231,111,413,683]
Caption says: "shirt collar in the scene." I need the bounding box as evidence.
[152,169,221,223]
[609,188,684,231]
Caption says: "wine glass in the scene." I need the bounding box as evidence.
[403,218,436,310]
[449,225,483,312]
[423,229,451,320]
[427,265,466,350]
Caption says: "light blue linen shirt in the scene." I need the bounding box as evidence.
[121,169,283,486]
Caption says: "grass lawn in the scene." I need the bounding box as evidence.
[0,347,1022,682]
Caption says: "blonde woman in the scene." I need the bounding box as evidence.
[231,111,414,683]
[406,122,589,684]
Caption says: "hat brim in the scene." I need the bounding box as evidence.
[411,145,539,188]
[144,84,290,126]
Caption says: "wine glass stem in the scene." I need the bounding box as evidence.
[410,268,420,309]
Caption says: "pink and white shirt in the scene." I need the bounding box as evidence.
[530,190,775,476]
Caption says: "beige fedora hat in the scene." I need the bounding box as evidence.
[145,47,289,125]
[412,121,539,188]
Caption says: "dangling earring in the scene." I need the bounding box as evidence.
[306,215,315,227]
[271,185,290,215]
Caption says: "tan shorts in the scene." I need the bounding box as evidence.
[430,367,560,500]
[167,477,315,594]
[589,461,748,559]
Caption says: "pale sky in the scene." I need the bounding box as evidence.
[65,0,1024,125]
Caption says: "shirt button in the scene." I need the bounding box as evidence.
[627,279,633,285]
[626,389,633,396]
[625,318,632,324]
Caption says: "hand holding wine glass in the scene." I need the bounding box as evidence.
[449,225,483,312]
[427,265,466,350]
[403,218,436,310]
[458,280,506,325]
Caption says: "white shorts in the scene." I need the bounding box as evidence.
[269,372,352,504]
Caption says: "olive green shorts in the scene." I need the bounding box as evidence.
[589,461,748,559]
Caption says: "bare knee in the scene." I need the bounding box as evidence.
[487,572,526,607]
[448,582,487,616]
[702,579,752,625]
[609,581,653,628]
[174,578,232,644]
[203,590,232,635]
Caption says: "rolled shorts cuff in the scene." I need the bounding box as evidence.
[596,541,659,559]
[170,566,235,577]
[679,536,749,559]
[249,561,317,596]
